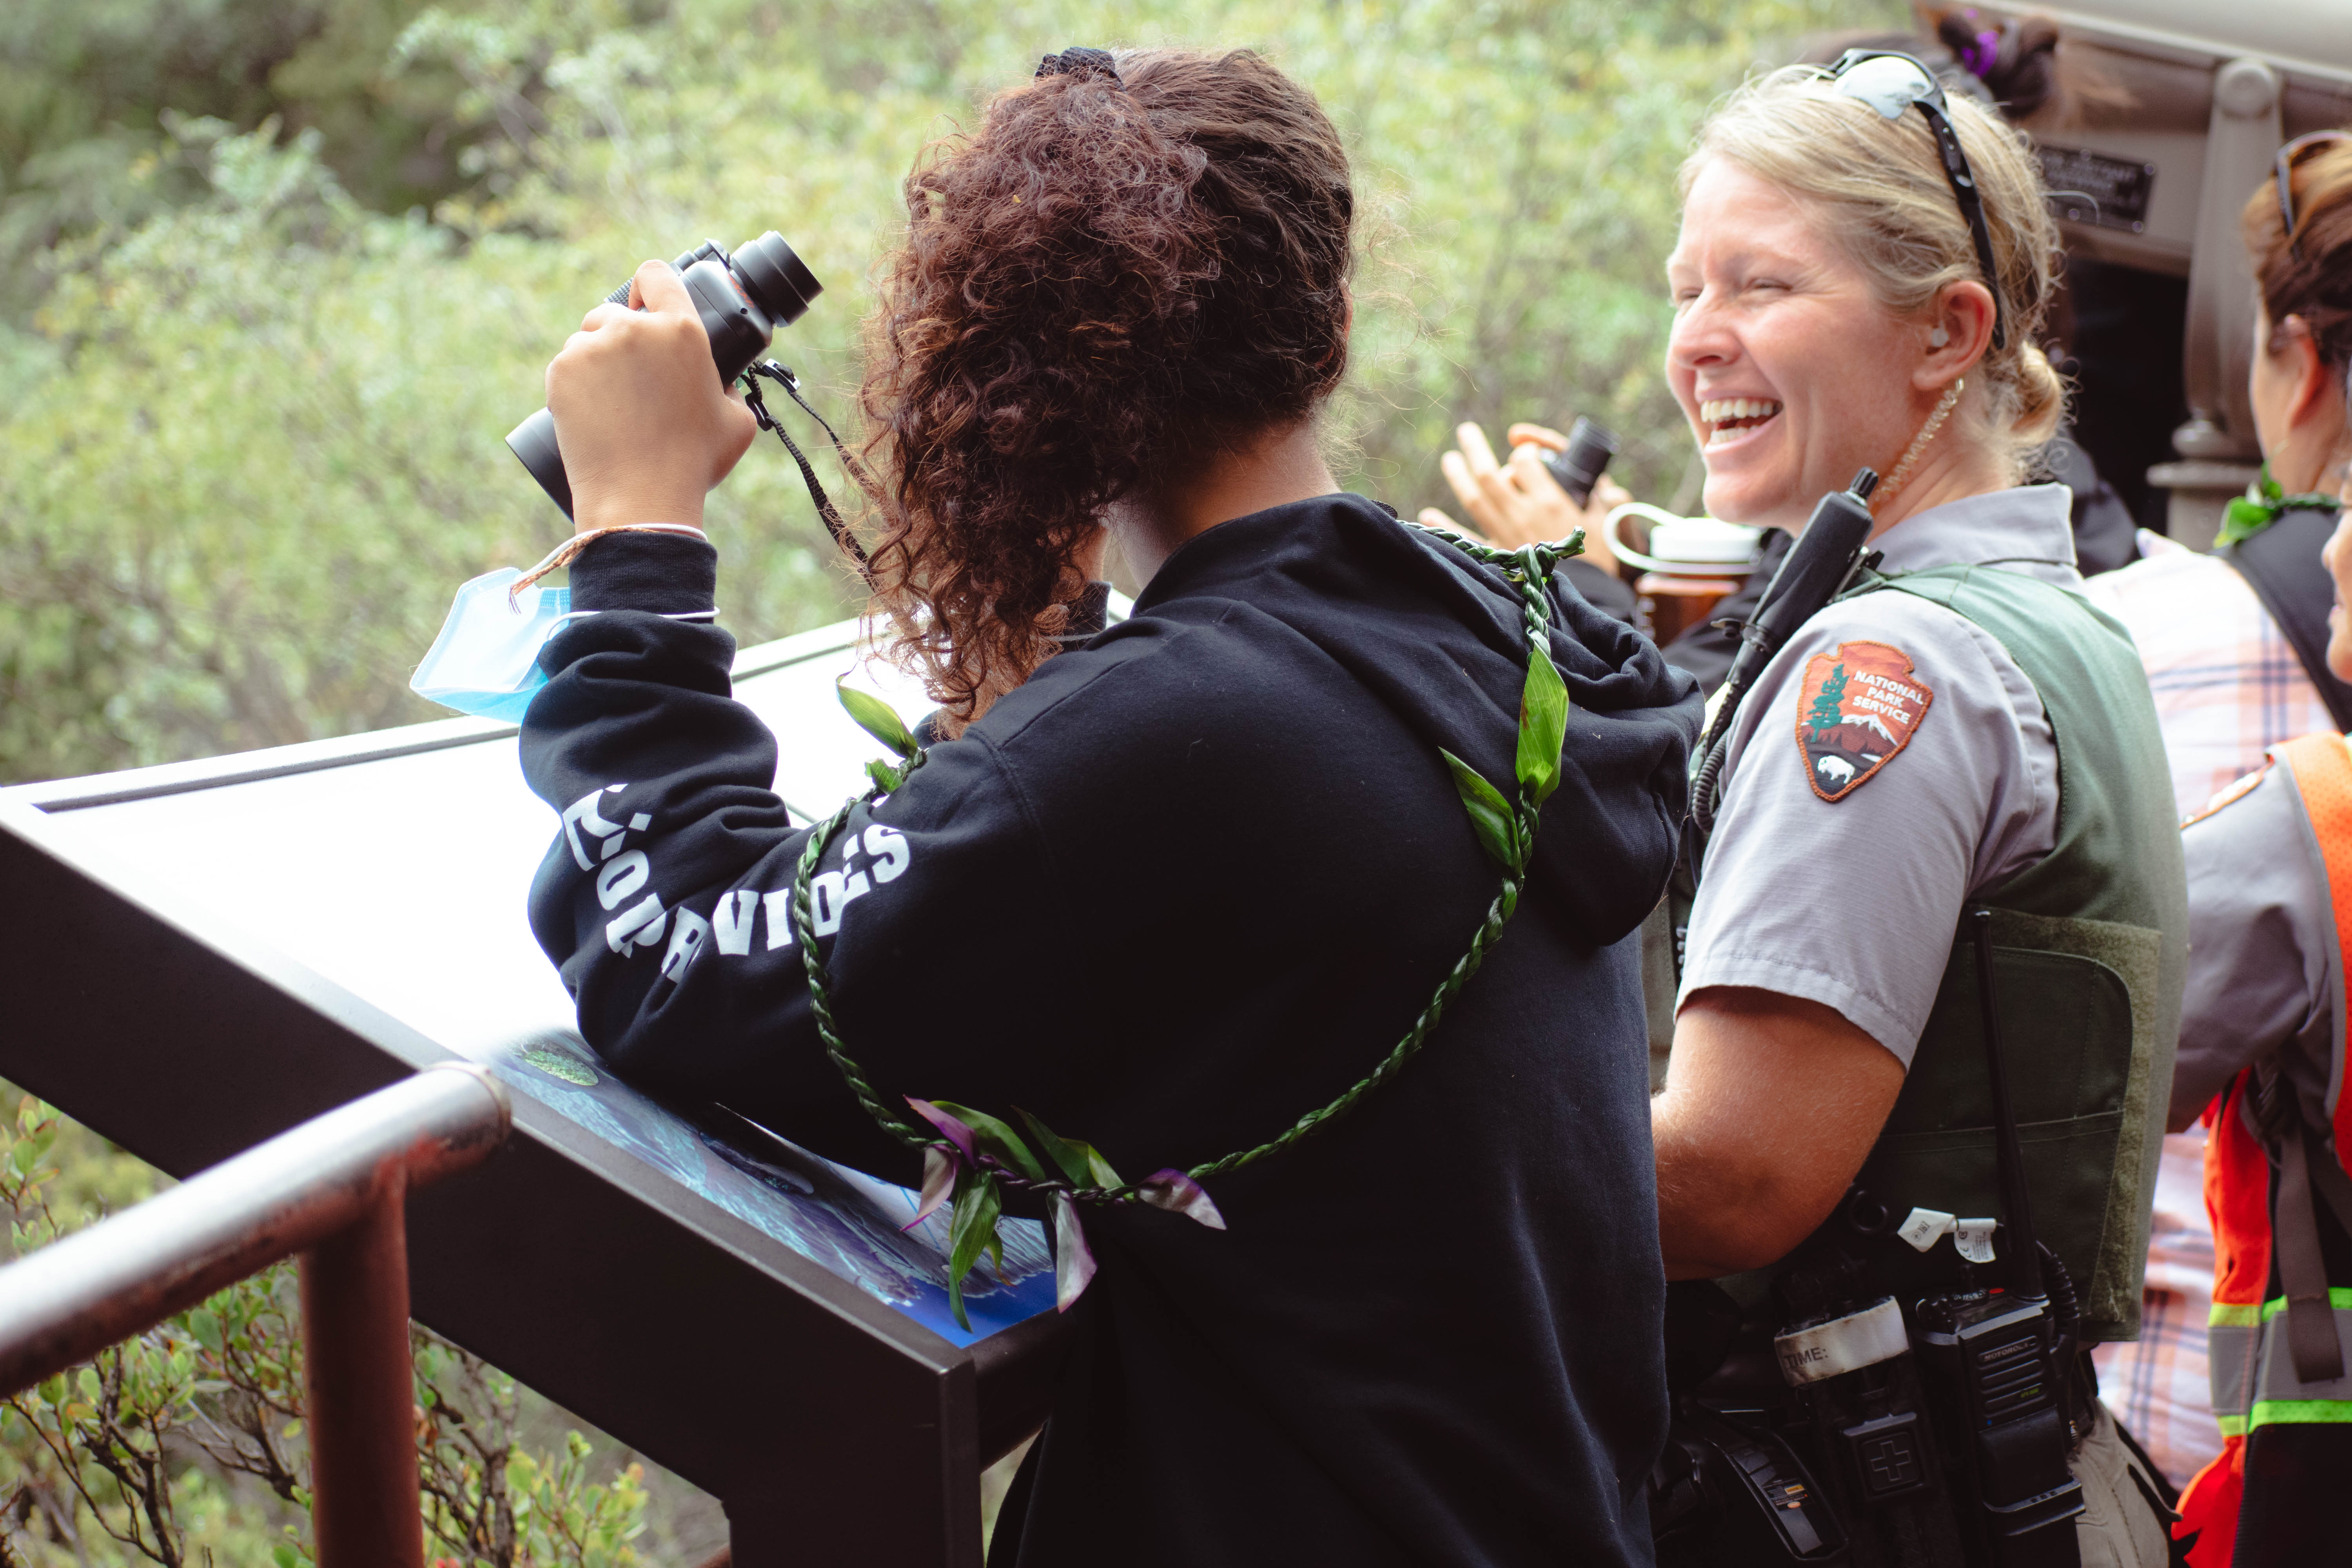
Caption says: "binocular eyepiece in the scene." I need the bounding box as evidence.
[507,231,822,517]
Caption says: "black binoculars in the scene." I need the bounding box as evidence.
[507,231,822,517]
[1541,416,1619,507]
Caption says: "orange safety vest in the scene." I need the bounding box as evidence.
[2177,731,2352,1564]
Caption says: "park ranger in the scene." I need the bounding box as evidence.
[1642,57,2185,1566]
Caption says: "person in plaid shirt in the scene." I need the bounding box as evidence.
[2082,566,2314,1493]
[2079,133,2352,1498]
[2082,487,2331,1504]
[2087,539,2334,822]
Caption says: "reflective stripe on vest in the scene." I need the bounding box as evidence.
[2204,1071,2276,1428]
[2207,1287,2352,1434]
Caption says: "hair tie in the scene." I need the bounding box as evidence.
[1036,47,1120,85]
[1955,10,2004,79]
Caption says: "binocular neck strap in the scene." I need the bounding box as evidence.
[743,360,870,579]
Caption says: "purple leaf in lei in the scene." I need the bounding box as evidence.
[903,1144,959,1232]
[1050,1193,1098,1312]
[1136,1169,1227,1230]
[906,1098,978,1162]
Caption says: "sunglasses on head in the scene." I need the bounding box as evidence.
[2278,130,2352,262]
[1819,49,2008,351]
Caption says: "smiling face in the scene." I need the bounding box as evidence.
[1666,160,1937,532]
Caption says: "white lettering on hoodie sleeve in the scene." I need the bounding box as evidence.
[714,890,760,955]
[598,813,922,967]
[563,784,668,957]
[562,785,648,869]
[660,907,712,982]
[606,895,667,955]
[595,850,651,909]
[864,824,911,882]
[809,869,870,935]
[760,890,797,951]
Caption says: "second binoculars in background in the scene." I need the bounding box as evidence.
[507,232,822,518]
[1541,416,1619,507]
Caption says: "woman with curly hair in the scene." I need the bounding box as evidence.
[522,46,1699,1565]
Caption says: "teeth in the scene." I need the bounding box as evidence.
[1699,397,1782,427]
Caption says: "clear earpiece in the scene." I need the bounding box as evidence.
[1928,325,1951,348]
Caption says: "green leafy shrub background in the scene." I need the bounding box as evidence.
[0,1094,650,1566]
[0,0,1900,786]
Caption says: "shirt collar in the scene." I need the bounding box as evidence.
[1866,483,2079,584]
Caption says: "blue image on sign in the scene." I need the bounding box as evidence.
[479,1032,1058,1347]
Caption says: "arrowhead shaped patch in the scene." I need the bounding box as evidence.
[1794,641,1933,802]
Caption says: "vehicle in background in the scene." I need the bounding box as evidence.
[2036,1,2352,547]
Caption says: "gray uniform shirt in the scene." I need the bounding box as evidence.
[2171,759,2335,1126]
[1679,485,2076,1067]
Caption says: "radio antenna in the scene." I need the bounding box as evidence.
[1969,907,2045,1299]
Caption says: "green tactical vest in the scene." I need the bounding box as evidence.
[1684,561,2189,1344]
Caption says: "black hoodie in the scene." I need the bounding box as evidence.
[522,492,1701,1566]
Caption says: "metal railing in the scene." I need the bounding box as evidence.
[0,1063,511,1567]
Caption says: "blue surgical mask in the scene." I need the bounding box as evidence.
[411,569,573,724]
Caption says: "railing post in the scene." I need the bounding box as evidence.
[301,1183,425,1568]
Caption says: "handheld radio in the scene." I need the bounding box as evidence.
[1688,468,1882,834]
[1911,910,2086,1566]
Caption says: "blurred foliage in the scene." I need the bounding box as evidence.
[0,1094,649,1566]
[3,0,485,319]
[0,0,1908,786]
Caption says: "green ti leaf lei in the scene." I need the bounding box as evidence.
[792,528,1581,1328]
[2217,462,2339,548]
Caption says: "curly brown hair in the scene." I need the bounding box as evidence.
[857,49,1355,731]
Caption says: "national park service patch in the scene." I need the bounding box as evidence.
[1794,641,1934,802]
[2181,763,2267,828]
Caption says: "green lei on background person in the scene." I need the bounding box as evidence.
[2215,462,2339,548]
[794,527,1584,1327]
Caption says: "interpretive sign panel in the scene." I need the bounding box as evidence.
[0,617,1082,1568]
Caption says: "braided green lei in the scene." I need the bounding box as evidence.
[796,527,1580,1327]
[2216,461,2339,548]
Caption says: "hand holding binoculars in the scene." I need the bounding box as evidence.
[507,232,822,517]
